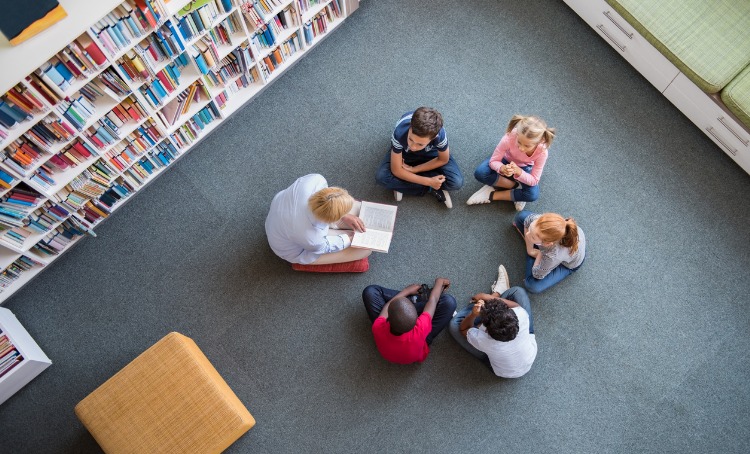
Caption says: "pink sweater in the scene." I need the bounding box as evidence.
[488,130,549,186]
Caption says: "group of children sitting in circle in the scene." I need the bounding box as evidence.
[264,107,587,378]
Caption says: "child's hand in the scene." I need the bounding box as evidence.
[434,277,450,291]
[508,162,522,177]
[472,300,485,316]
[500,164,513,177]
[403,283,422,295]
[429,175,446,190]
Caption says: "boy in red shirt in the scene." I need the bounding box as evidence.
[362,277,456,364]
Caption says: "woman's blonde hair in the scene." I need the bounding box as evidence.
[535,213,579,254]
[308,187,354,224]
[507,115,556,148]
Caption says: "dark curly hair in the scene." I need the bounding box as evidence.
[481,299,519,342]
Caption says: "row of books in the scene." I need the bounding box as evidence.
[190,39,221,74]
[251,8,297,52]
[158,81,209,127]
[0,101,34,131]
[3,138,48,175]
[138,56,191,108]
[213,68,260,110]
[204,49,255,89]
[91,0,163,58]
[97,179,136,212]
[298,0,341,17]
[169,102,221,149]
[302,5,340,44]
[0,328,26,377]
[29,217,93,258]
[0,85,47,134]
[211,11,244,48]
[43,140,97,176]
[136,22,186,69]
[259,32,303,75]
[101,119,164,174]
[239,0,287,23]
[33,39,108,101]
[83,96,149,150]
[0,187,43,229]
[176,0,235,43]
[97,70,131,102]
[56,94,100,132]
[20,115,76,154]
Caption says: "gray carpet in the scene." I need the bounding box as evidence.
[2,0,750,452]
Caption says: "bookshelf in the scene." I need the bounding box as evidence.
[0,0,354,303]
[0,307,52,405]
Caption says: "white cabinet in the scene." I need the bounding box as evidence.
[664,73,750,173]
[563,0,679,92]
[0,307,51,405]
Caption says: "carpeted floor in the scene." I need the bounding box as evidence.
[2,0,749,453]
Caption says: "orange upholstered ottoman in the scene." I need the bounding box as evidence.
[75,332,254,454]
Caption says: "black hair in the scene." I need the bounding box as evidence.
[388,297,417,335]
[481,299,519,342]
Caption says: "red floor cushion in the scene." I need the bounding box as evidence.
[292,258,369,273]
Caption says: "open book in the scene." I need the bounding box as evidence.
[351,201,398,253]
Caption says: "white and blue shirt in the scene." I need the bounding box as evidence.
[391,111,448,163]
[265,174,350,264]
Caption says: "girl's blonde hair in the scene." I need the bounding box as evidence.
[507,115,556,148]
[535,213,579,254]
[308,187,354,224]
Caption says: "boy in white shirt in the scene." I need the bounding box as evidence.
[449,265,537,378]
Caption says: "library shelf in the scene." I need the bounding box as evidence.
[0,307,52,405]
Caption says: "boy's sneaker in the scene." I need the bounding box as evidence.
[394,191,403,202]
[431,189,452,208]
[514,201,526,211]
[467,185,494,205]
[491,264,510,294]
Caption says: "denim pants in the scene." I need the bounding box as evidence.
[449,287,534,368]
[513,211,584,294]
[375,153,464,196]
[473,158,539,202]
[362,285,457,345]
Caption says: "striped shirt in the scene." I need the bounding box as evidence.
[391,111,448,164]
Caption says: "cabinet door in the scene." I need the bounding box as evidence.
[664,73,750,174]
[564,0,680,92]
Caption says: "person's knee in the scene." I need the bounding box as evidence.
[362,285,380,300]
[524,186,540,202]
[523,279,546,294]
[441,295,458,313]
[443,173,464,191]
[375,167,392,186]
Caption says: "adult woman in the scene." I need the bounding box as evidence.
[265,174,370,264]
[513,211,586,293]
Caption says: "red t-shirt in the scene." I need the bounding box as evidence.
[372,313,432,364]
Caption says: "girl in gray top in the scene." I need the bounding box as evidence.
[513,211,586,293]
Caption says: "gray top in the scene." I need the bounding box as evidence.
[524,214,586,279]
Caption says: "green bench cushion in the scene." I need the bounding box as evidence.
[606,0,750,93]
[721,65,750,130]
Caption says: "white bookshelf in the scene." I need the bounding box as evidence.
[0,0,354,303]
[0,307,51,405]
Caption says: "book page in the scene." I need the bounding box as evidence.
[359,201,397,233]
[351,229,393,253]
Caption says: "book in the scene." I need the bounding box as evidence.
[350,201,398,253]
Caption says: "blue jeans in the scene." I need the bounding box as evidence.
[449,287,534,368]
[513,211,584,294]
[375,153,464,196]
[362,285,457,345]
[473,158,539,202]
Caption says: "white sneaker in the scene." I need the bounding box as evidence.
[491,264,510,294]
[514,201,526,211]
[394,191,403,202]
[466,185,494,205]
[442,190,452,209]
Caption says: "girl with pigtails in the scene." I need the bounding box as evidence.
[467,115,556,211]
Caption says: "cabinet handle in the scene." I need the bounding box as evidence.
[596,25,626,51]
[706,127,737,156]
[604,11,633,39]
[717,116,749,146]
